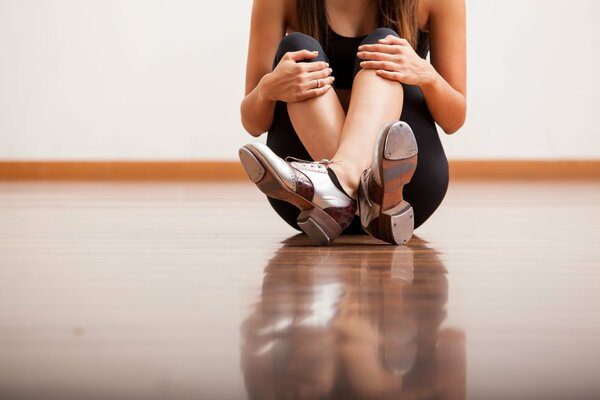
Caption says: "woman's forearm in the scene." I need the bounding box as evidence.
[420,67,466,135]
[240,74,276,137]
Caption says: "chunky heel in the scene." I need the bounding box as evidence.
[378,201,414,245]
[359,121,419,245]
[297,207,343,246]
[380,123,418,210]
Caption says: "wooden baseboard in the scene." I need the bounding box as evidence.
[0,162,247,181]
[0,160,599,181]
[448,160,600,180]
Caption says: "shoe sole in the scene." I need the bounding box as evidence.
[363,121,418,245]
[238,145,342,246]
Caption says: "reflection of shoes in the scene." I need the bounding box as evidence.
[358,121,418,245]
[239,142,357,245]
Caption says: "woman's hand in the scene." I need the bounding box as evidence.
[259,50,335,103]
[357,35,436,87]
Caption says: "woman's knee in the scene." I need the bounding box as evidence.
[361,27,400,46]
[279,32,322,52]
[273,32,327,69]
[353,27,401,78]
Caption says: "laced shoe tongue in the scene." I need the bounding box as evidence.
[284,156,353,200]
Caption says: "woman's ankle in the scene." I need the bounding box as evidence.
[329,162,360,199]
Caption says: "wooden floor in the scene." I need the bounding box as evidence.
[0,180,599,399]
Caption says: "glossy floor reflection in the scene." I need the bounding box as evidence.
[241,236,465,400]
[0,181,599,399]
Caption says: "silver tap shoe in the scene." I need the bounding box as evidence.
[239,142,357,246]
[358,121,418,245]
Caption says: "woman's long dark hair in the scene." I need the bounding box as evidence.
[297,0,419,48]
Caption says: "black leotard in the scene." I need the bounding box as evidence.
[265,26,448,233]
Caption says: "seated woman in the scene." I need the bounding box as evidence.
[238,0,466,245]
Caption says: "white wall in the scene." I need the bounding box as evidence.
[0,0,599,161]
[443,0,600,160]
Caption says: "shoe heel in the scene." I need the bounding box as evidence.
[378,201,414,245]
[297,207,343,246]
[380,122,418,214]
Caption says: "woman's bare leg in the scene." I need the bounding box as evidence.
[287,69,403,198]
[329,69,404,198]
[287,88,346,161]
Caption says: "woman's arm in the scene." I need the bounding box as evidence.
[240,0,287,137]
[241,0,333,137]
[422,0,467,134]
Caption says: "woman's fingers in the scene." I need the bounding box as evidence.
[285,49,320,62]
[302,61,330,72]
[378,35,409,45]
[375,70,404,82]
[356,51,398,62]
[302,75,335,91]
[360,60,400,71]
[357,44,401,54]
[301,83,332,100]
[306,67,333,80]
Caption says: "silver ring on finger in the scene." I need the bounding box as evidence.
[316,79,321,89]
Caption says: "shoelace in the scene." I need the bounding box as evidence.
[284,156,341,167]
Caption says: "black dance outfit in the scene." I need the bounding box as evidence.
[266,26,449,233]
